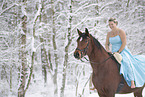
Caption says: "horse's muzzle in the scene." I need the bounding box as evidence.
[74,51,80,59]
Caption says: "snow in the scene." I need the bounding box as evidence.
[0,0,145,97]
[23,72,145,97]
[24,88,145,97]
[25,87,145,97]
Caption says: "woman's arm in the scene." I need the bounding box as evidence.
[118,29,126,53]
[105,32,111,52]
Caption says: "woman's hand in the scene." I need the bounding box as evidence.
[106,50,112,53]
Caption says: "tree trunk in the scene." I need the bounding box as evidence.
[127,0,130,7]
[60,0,73,97]
[18,0,27,96]
[25,0,42,93]
[18,15,27,97]
[40,38,48,83]
[51,0,59,96]
[10,66,12,92]
[39,0,49,84]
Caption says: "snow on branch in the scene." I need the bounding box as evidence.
[0,3,19,16]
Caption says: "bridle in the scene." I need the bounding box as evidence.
[76,37,114,64]
[76,40,90,58]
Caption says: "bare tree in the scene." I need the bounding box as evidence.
[60,0,73,96]
[18,3,27,97]
[51,0,59,96]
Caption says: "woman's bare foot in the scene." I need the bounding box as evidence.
[131,80,135,88]
[131,84,135,88]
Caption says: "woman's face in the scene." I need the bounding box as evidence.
[109,21,117,29]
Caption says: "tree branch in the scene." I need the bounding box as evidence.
[0,3,19,16]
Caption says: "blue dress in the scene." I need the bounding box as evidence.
[109,35,145,87]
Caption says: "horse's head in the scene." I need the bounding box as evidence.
[74,28,91,59]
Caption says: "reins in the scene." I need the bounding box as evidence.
[80,54,114,65]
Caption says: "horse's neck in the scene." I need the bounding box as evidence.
[89,47,108,64]
[87,38,109,71]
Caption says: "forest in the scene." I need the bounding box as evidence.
[0,0,145,97]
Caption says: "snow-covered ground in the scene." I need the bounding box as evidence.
[23,73,145,97]
[25,89,145,97]
[24,85,145,97]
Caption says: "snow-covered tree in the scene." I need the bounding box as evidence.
[0,0,144,97]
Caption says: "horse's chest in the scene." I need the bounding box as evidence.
[92,72,109,87]
[92,75,101,85]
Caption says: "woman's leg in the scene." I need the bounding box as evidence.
[131,80,135,88]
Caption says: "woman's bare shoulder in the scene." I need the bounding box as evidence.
[118,28,125,34]
[106,31,111,37]
[118,28,126,36]
[107,31,111,35]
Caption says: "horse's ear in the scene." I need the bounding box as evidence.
[85,28,90,37]
[77,29,82,36]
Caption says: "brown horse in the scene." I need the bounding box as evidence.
[74,28,145,97]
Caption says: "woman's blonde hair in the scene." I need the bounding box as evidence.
[108,17,118,25]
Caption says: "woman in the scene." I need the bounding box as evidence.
[105,17,145,88]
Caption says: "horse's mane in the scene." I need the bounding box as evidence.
[79,33,104,51]
[90,34,120,68]
[90,34,102,50]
